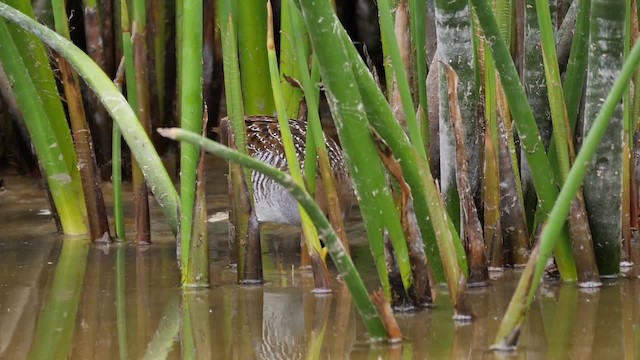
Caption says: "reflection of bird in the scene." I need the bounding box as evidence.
[260,291,306,360]
[220,116,355,225]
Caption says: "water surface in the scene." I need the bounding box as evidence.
[1,160,639,359]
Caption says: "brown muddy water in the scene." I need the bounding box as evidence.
[1,158,639,359]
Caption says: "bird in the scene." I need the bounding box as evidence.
[219,116,355,226]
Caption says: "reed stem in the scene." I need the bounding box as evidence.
[179,0,208,287]
[237,0,274,115]
[217,0,260,282]
[52,0,111,243]
[113,56,126,242]
[131,0,152,244]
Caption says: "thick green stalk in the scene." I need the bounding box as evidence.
[434,0,481,229]
[158,127,389,340]
[237,0,274,115]
[297,0,415,299]
[52,0,111,243]
[0,3,180,233]
[279,0,307,118]
[267,1,330,290]
[581,0,625,277]
[179,0,206,286]
[0,16,87,235]
[378,0,426,157]
[470,0,577,281]
[493,33,640,350]
[185,148,210,287]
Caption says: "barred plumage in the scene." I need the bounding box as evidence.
[221,116,354,225]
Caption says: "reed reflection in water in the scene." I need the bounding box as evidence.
[1,165,639,359]
[1,233,639,359]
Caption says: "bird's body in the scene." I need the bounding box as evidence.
[220,116,354,225]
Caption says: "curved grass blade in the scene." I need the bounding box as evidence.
[580,0,625,277]
[158,127,389,341]
[434,0,482,230]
